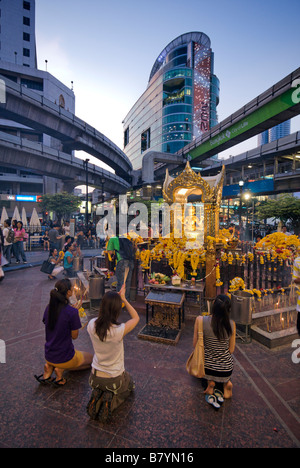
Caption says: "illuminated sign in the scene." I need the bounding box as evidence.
[15,195,37,202]
[193,42,211,138]
[0,194,42,202]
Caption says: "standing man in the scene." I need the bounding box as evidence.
[106,236,135,301]
[282,225,292,236]
[2,219,14,264]
[48,224,62,251]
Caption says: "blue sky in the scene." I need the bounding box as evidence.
[35,0,300,164]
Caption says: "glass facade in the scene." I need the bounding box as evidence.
[258,121,291,146]
[123,32,219,170]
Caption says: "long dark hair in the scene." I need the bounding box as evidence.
[211,294,232,341]
[94,291,122,341]
[47,279,71,330]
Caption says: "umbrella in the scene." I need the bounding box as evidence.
[0,206,8,225]
[29,207,41,233]
[21,207,28,228]
[12,206,21,223]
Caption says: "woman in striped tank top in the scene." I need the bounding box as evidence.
[193,295,236,399]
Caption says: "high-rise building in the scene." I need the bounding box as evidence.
[0,0,37,68]
[258,121,291,146]
[122,32,219,170]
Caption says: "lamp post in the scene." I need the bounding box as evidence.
[101,177,105,204]
[244,191,252,240]
[83,158,90,228]
[238,180,244,227]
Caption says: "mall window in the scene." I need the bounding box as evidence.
[23,16,30,26]
[124,127,129,147]
[23,48,30,57]
[141,128,150,153]
[21,78,43,91]
[23,32,30,41]
[23,1,31,10]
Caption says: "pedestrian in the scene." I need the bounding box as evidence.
[86,284,139,422]
[14,221,27,264]
[292,253,300,358]
[282,225,292,236]
[48,224,63,250]
[63,243,77,278]
[63,221,71,236]
[0,223,4,281]
[42,230,50,251]
[63,235,73,252]
[106,236,135,301]
[48,248,64,280]
[34,278,93,386]
[76,229,85,250]
[2,219,14,264]
[193,294,236,407]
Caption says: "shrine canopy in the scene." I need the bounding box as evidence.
[162,161,225,244]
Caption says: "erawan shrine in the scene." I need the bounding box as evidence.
[72,163,300,348]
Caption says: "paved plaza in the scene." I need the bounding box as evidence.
[0,250,299,449]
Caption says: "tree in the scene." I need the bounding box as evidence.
[256,194,300,234]
[40,192,81,224]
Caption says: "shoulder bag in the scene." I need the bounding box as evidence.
[186,315,205,378]
[40,260,55,275]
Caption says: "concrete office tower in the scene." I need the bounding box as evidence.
[123,32,220,170]
[0,0,75,203]
[0,0,37,68]
[258,121,291,146]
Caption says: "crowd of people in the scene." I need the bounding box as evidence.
[228,222,293,243]
[0,219,102,276]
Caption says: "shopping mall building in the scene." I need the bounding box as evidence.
[122,32,220,170]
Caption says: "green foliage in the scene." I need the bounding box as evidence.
[40,192,81,222]
[256,194,300,233]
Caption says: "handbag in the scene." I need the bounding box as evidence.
[40,260,55,274]
[186,316,205,378]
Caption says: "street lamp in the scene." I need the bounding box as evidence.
[238,180,244,226]
[243,191,252,239]
[83,158,90,228]
[101,177,105,204]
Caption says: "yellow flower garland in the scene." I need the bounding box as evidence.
[140,249,150,270]
[216,263,223,286]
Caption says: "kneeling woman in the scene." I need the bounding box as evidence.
[87,284,139,421]
[35,279,93,386]
[193,294,236,400]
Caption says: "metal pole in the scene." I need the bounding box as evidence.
[238,180,244,227]
[85,159,89,228]
[251,200,254,242]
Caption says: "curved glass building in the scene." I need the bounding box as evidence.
[123,32,219,170]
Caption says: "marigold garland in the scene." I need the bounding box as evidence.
[215,262,223,286]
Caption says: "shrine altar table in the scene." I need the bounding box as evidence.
[144,290,186,329]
